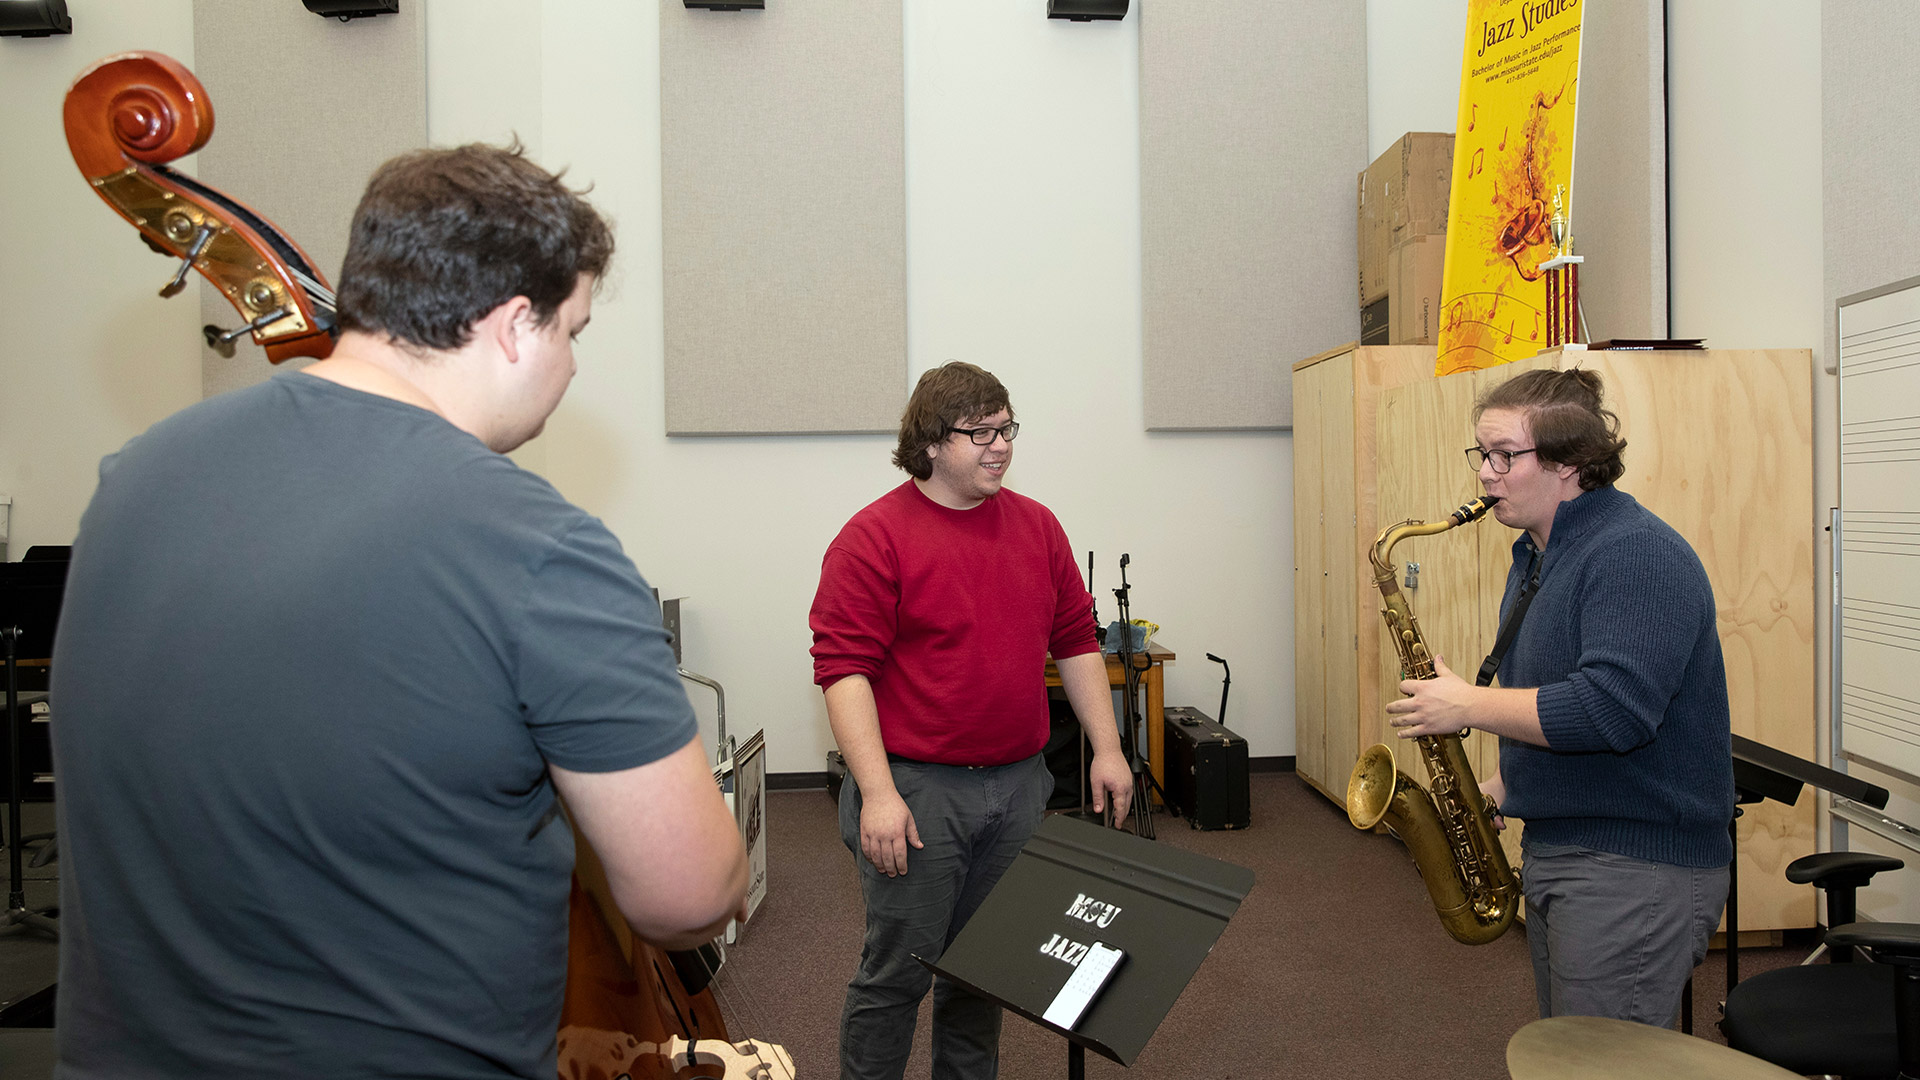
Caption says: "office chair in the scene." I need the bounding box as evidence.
[1721,851,1909,1077]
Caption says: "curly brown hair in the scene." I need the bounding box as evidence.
[892,362,1013,479]
[1474,367,1626,491]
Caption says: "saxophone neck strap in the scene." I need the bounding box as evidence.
[1477,550,1544,687]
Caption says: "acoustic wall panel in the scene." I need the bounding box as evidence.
[1140,3,1367,431]
[1824,1,1920,351]
[193,0,426,398]
[660,1,906,435]
[1568,0,1667,343]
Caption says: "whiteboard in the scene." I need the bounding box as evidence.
[1838,276,1920,785]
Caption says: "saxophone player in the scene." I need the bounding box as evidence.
[1384,368,1734,1027]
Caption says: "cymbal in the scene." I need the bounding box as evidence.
[1507,1016,1804,1080]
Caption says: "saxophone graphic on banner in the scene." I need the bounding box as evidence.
[1436,0,1586,375]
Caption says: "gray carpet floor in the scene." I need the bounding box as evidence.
[712,774,1803,1080]
[0,775,1805,1077]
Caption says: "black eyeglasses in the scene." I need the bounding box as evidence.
[949,422,1020,445]
[1465,446,1538,474]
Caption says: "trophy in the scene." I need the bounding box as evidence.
[1541,183,1583,347]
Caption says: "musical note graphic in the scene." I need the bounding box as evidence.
[1468,147,1485,179]
[1499,126,1509,151]
[1467,103,1477,133]
[1504,319,1514,345]
[1531,312,1541,341]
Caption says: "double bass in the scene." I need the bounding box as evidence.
[62,50,791,1080]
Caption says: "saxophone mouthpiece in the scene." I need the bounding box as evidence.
[1451,496,1501,525]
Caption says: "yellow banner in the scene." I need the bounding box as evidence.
[1436,0,1584,375]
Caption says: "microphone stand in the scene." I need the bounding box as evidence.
[1078,553,1100,819]
[1111,555,1164,839]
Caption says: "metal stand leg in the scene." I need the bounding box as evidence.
[1,626,57,940]
[1068,1041,1085,1080]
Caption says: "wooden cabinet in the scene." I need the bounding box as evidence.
[1291,344,1434,801]
[1297,346,1818,932]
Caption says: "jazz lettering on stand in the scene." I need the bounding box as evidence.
[1040,902,1128,1036]
[1038,892,1124,966]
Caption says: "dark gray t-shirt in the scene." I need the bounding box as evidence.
[50,374,697,1079]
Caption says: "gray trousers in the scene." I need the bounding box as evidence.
[838,755,1053,1080]
[1521,844,1730,1026]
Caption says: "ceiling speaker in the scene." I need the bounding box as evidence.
[0,1,72,37]
[301,0,400,19]
[1048,0,1128,21]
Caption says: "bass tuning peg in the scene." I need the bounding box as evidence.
[159,223,216,298]
[203,306,291,357]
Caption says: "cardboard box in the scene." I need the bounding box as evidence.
[1358,235,1447,346]
[1388,233,1446,345]
[1357,132,1454,304]
[1360,295,1390,346]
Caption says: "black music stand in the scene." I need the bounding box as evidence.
[1679,733,1892,1030]
[919,814,1254,1077]
[1722,734,1888,990]
[0,557,66,940]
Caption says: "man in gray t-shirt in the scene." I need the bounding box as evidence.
[51,144,748,1080]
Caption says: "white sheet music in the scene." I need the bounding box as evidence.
[1041,941,1124,1031]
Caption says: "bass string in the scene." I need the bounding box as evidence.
[689,939,789,1078]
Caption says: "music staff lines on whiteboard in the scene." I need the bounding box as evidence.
[1841,616,1920,652]
[1841,541,1920,556]
[1840,512,1920,549]
[1844,685,1920,724]
[1844,601,1920,629]
[1841,708,1920,750]
[1840,322,1920,347]
[1840,416,1920,459]
[1839,342,1920,370]
[1841,415,1920,435]
[1843,624,1920,654]
[1846,353,1920,377]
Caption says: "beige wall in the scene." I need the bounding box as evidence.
[0,3,200,562]
[0,1,1870,787]
[1667,0,1829,775]
[1,1,1292,773]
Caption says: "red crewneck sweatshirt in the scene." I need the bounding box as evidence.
[810,480,1098,765]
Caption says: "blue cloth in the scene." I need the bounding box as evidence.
[1495,485,1735,869]
[52,374,697,1080]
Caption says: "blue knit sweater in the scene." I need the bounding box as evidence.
[1496,485,1735,868]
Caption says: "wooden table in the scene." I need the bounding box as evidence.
[1045,643,1176,794]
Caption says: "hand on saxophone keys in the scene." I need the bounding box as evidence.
[1478,772,1509,833]
[1384,655,1481,738]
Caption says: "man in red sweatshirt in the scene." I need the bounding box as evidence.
[810,361,1132,1080]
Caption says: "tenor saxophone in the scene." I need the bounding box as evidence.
[1345,495,1521,945]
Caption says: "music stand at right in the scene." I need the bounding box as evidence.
[1724,734,1889,991]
